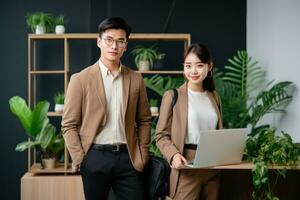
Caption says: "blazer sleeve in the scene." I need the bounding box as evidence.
[136,74,152,164]
[155,90,180,163]
[61,74,85,167]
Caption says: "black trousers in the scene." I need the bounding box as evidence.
[80,148,145,200]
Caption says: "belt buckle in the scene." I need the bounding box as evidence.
[112,144,120,152]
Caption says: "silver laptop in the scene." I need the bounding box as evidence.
[185,128,247,168]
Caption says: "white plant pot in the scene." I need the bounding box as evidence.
[55,25,65,34]
[42,158,56,169]
[55,104,64,113]
[35,25,45,34]
[150,106,159,114]
[138,60,150,71]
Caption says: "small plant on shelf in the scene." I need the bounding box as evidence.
[149,99,159,114]
[26,12,54,34]
[54,92,65,113]
[9,96,64,169]
[54,15,66,34]
[131,45,157,71]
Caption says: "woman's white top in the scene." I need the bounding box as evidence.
[185,88,218,144]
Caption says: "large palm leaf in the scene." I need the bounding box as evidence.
[144,75,184,96]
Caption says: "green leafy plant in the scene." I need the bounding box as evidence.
[9,96,64,159]
[26,12,55,33]
[215,51,295,200]
[244,127,300,200]
[54,92,65,104]
[215,50,293,132]
[131,45,157,69]
[144,75,184,96]
[54,15,66,26]
[149,99,158,107]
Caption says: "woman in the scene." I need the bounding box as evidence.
[155,43,223,200]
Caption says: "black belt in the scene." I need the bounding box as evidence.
[184,144,197,150]
[91,144,127,151]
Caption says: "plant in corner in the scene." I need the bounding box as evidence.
[54,92,65,113]
[131,45,157,71]
[9,96,64,169]
[214,50,296,199]
[26,12,54,34]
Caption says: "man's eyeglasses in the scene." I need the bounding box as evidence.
[101,37,127,48]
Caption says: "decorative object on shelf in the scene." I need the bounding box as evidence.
[54,15,66,34]
[215,50,295,200]
[26,12,54,34]
[149,99,159,114]
[131,45,157,71]
[9,96,64,169]
[54,92,65,113]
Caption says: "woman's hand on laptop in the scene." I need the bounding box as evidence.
[171,153,188,169]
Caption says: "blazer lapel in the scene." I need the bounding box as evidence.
[178,83,188,151]
[90,63,107,108]
[121,66,130,117]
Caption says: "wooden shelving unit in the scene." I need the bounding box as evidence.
[27,33,191,173]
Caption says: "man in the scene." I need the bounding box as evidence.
[62,17,151,200]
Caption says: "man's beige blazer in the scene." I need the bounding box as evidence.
[62,62,152,172]
[155,83,223,198]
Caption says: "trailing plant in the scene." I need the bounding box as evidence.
[244,127,300,200]
[54,92,65,104]
[9,96,64,158]
[149,118,162,157]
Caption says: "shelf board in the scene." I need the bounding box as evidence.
[30,70,66,74]
[48,112,63,117]
[29,33,191,42]
[29,163,73,174]
[137,70,183,74]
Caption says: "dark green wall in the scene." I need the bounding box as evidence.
[0,0,246,199]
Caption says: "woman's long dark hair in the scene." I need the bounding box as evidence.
[183,43,215,91]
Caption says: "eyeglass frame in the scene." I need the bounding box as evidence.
[100,36,128,48]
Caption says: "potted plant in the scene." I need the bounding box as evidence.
[149,99,159,114]
[26,12,54,34]
[214,50,295,199]
[9,96,64,169]
[54,92,64,113]
[153,50,166,70]
[131,45,157,71]
[54,15,66,34]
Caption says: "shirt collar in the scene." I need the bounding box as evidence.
[98,59,122,77]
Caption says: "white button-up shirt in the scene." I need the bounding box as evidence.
[93,59,126,144]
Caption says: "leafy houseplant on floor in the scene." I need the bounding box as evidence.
[54,92,65,113]
[54,15,66,34]
[26,12,54,34]
[9,96,64,169]
[131,45,157,71]
[214,50,296,200]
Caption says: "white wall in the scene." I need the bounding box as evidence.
[247,0,300,141]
